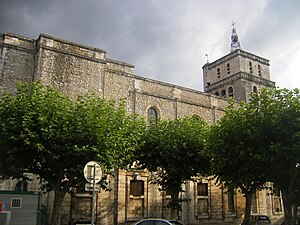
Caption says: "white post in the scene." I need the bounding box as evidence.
[91,164,96,225]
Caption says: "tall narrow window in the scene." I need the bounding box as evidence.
[147,107,157,125]
[227,63,231,74]
[228,86,234,97]
[272,187,283,213]
[249,62,253,74]
[197,182,209,216]
[253,86,258,93]
[217,68,221,78]
[258,65,262,76]
[228,189,235,214]
[251,192,258,214]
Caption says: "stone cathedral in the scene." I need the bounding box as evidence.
[0,26,283,225]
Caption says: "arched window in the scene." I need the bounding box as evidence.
[192,114,201,121]
[253,86,258,93]
[221,90,226,98]
[215,91,219,96]
[15,181,28,191]
[228,86,234,97]
[147,107,158,125]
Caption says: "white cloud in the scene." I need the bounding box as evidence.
[271,41,300,89]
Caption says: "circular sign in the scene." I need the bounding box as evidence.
[83,161,103,184]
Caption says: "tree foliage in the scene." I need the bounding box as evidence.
[0,82,146,225]
[207,88,300,225]
[264,88,300,225]
[137,116,210,219]
[206,89,276,225]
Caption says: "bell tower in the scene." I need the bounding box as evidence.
[202,23,275,103]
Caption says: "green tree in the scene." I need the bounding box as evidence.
[265,88,300,225]
[0,82,146,225]
[137,116,210,219]
[206,91,275,225]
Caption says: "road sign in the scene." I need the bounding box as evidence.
[85,183,101,192]
[83,161,103,184]
[83,161,103,225]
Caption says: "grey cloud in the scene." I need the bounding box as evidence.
[1,0,299,90]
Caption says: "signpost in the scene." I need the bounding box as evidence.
[84,161,103,184]
[83,161,103,225]
[84,183,101,192]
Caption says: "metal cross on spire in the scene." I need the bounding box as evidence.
[230,21,241,52]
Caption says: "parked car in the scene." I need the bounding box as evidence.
[133,218,183,225]
[249,215,272,225]
[70,221,91,225]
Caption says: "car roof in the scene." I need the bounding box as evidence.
[137,219,169,221]
[134,219,183,224]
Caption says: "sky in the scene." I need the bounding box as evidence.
[0,0,300,91]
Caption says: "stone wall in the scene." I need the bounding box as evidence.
[35,34,107,98]
[0,33,34,93]
[0,32,284,225]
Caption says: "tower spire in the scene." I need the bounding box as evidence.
[230,21,241,52]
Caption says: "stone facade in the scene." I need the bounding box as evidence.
[203,49,275,103]
[0,32,284,225]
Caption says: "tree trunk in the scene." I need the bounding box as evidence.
[242,191,253,225]
[170,189,180,220]
[169,185,181,220]
[282,188,294,225]
[51,187,68,225]
[113,169,119,225]
[69,188,76,225]
[242,185,256,225]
